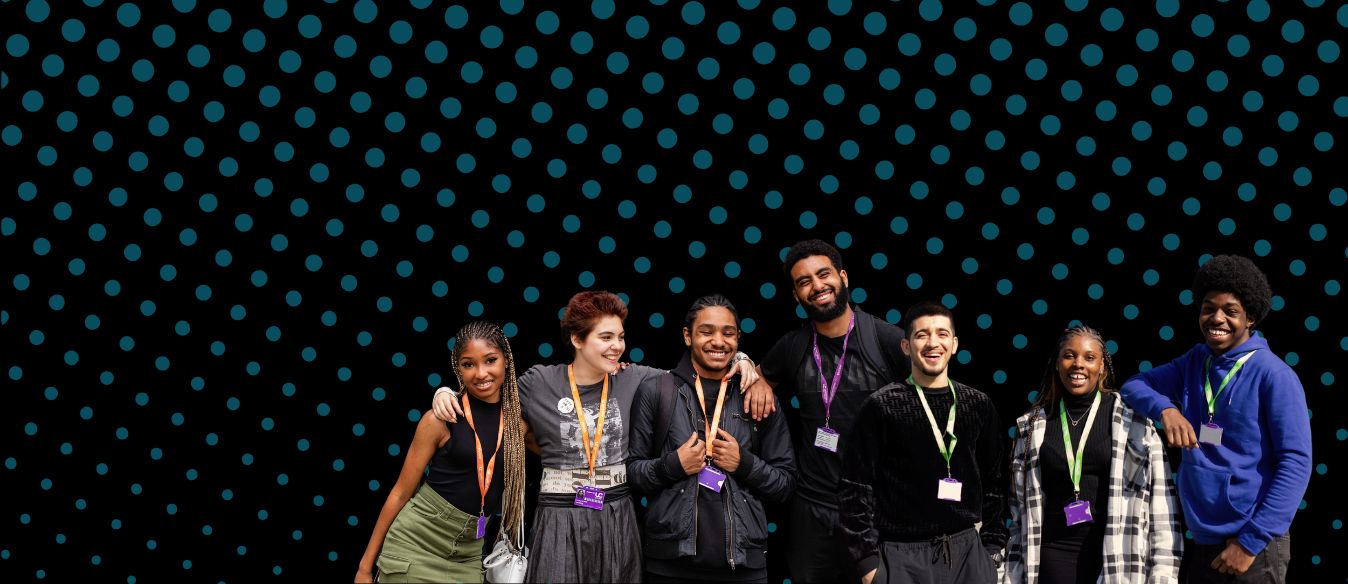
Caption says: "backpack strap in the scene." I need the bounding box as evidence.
[651,372,679,458]
[854,309,901,383]
[789,323,814,388]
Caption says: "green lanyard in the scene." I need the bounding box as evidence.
[910,376,958,477]
[1203,351,1257,422]
[1058,391,1103,498]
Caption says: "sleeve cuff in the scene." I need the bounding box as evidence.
[1236,531,1270,556]
[856,554,881,581]
[984,543,1005,561]
[731,450,757,482]
[659,451,685,481]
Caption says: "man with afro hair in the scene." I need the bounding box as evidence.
[1120,255,1311,583]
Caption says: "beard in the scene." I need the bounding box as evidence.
[803,283,850,322]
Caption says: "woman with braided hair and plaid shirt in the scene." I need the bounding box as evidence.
[1000,325,1182,584]
[355,321,528,583]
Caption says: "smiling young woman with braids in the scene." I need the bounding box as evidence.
[355,321,527,583]
[1001,325,1182,584]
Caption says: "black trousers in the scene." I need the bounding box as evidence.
[1037,535,1104,584]
[1184,534,1290,584]
[873,527,996,584]
[787,496,851,584]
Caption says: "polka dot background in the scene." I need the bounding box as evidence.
[2,0,1345,580]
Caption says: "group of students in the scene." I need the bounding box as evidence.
[355,239,1312,584]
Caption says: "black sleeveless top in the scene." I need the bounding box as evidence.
[426,396,505,516]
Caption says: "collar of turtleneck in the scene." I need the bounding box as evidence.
[1062,389,1101,416]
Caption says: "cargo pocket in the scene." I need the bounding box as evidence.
[644,487,692,541]
[376,552,412,583]
[735,495,770,547]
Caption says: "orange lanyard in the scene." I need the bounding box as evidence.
[567,365,610,477]
[461,394,504,516]
[694,376,730,459]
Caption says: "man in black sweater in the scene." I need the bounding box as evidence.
[628,294,796,584]
[742,240,908,583]
[840,301,1006,584]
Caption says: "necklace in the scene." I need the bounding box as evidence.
[1065,407,1088,427]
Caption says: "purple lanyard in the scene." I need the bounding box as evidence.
[811,313,855,427]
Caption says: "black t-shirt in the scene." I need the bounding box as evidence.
[425,396,505,516]
[694,376,730,569]
[759,309,906,507]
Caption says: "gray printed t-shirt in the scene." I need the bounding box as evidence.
[518,363,664,470]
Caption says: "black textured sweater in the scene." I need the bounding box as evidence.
[839,379,1007,578]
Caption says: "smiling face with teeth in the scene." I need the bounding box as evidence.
[571,315,627,380]
[1199,291,1254,356]
[684,306,740,379]
[1056,335,1105,396]
[789,255,851,323]
[901,314,958,384]
[457,338,506,403]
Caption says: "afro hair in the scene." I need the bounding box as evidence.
[1192,255,1272,323]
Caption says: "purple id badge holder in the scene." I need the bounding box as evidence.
[698,465,726,492]
[476,514,489,539]
[814,426,840,452]
[1064,499,1093,525]
[574,485,606,510]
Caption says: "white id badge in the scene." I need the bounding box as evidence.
[937,478,963,502]
[1199,422,1223,446]
[813,427,840,452]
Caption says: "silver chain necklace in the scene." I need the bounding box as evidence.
[1065,407,1088,427]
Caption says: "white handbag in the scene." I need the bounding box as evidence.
[483,488,528,583]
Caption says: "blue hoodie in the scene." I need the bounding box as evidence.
[1120,334,1311,555]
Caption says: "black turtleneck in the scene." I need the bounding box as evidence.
[1039,391,1114,545]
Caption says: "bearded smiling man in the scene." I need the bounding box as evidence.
[839,302,1006,584]
[743,239,908,583]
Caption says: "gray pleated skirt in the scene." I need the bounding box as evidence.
[525,486,642,583]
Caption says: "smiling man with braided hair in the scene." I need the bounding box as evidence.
[627,294,796,584]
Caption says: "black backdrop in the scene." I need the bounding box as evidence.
[3,0,1345,581]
